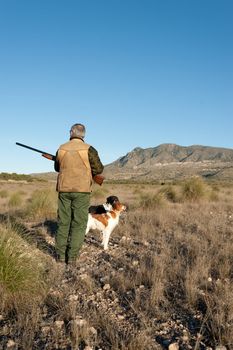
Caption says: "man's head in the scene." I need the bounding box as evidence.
[70,123,86,139]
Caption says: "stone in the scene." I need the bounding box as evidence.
[89,327,97,336]
[68,294,79,301]
[54,320,64,329]
[169,343,179,350]
[182,334,189,342]
[103,283,111,291]
[41,326,50,335]
[80,273,89,280]
[118,315,125,320]
[7,340,16,349]
[75,318,87,327]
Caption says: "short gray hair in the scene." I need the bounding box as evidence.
[70,123,86,139]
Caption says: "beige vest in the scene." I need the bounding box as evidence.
[56,138,92,192]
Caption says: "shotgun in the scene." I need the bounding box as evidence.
[16,142,104,185]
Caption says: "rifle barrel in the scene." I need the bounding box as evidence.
[16,142,54,157]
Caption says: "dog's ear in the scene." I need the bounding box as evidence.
[106,196,119,204]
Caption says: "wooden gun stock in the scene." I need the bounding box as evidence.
[42,153,56,161]
[93,174,105,186]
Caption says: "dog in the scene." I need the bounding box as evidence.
[88,195,119,214]
[86,200,126,250]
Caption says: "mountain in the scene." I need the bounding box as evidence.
[103,144,233,182]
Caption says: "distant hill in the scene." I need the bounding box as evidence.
[31,172,57,181]
[30,144,233,182]
[103,144,233,182]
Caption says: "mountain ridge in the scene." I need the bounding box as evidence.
[103,143,233,181]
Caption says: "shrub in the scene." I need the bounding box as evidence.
[25,189,57,220]
[158,184,179,202]
[0,223,49,312]
[181,177,206,201]
[0,172,34,182]
[8,192,23,208]
[138,192,165,209]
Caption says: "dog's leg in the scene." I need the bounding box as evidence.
[85,218,90,235]
[102,229,111,250]
[101,230,105,247]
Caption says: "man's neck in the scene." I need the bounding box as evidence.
[70,137,84,142]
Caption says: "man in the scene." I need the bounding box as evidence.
[54,123,104,266]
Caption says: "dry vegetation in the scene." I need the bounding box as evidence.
[0,177,232,349]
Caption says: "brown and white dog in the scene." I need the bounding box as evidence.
[88,195,119,215]
[86,201,127,250]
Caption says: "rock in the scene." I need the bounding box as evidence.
[103,283,111,291]
[89,327,97,336]
[118,315,125,320]
[68,294,79,301]
[182,334,189,342]
[41,326,50,335]
[74,318,87,327]
[54,320,64,329]
[169,343,179,350]
[100,276,109,283]
[7,340,16,349]
[182,332,189,342]
[80,273,89,280]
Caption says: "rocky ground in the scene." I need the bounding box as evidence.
[0,219,225,350]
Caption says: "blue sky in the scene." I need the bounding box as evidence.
[0,0,232,174]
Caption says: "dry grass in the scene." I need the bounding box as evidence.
[0,189,9,198]
[24,188,58,220]
[0,222,53,306]
[0,179,232,348]
[8,191,23,208]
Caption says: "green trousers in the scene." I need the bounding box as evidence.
[55,192,90,262]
